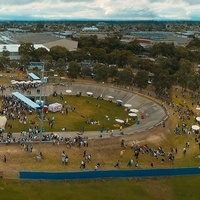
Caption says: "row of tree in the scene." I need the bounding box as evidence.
[1,36,200,95]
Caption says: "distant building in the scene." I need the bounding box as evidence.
[27,62,44,70]
[120,35,154,49]
[82,26,99,32]
[53,31,74,39]
[129,31,190,46]
[130,31,171,41]
[135,39,154,49]
[7,28,29,33]
[175,31,195,38]
[120,35,135,43]
[0,34,16,44]
[43,39,78,51]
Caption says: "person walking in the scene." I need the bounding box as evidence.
[135,161,138,168]
[183,147,187,156]
[127,159,133,167]
[114,160,120,168]
[3,155,6,163]
[80,160,86,170]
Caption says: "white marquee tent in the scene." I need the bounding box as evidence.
[48,103,63,113]
[0,116,7,131]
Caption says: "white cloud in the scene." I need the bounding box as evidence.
[0,0,199,20]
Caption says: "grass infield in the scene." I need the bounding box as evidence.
[3,95,135,132]
[0,176,200,200]
[0,75,200,200]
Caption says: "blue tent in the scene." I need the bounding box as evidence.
[28,73,40,80]
[12,92,40,109]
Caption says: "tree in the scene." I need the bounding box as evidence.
[1,50,10,67]
[97,36,123,52]
[134,70,149,91]
[108,65,118,79]
[49,46,68,61]
[36,23,44,31]
[115,50,132,67]
[107,51,118,65]
[55,58,66,70]
[154,57,180,75]
[93,64,109,83]
[40,54,53,69]
[187,73,200,92]
[135,58,154,71]
[34,47,49,62]
[152,69,171,95]
[176,59,193,89]
[19,54,31,67]
[174,46,189,61]
[73,49,89,62]
[0,58,5,70]
[87,47,107,63]
[10,60,19,69]
[67,61,81,80]
[77,35,98,48]
[81,66,91,78]
[127,55,141,69]
[116,68,134,86]
[2,50,10,58]
[125,40,144,54]
[108,50,132,67]
[150,42,175,58]
[187,38,200,48]
[18,43,35,57]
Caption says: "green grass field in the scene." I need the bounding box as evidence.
[0,176,200,200]
[3,95,134,132]
[1,75,200,200]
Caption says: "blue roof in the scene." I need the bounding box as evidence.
[28,73,40,80]
[12,92,40,109]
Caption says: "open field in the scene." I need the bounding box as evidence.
[0,176,200,200]
[0,81,199,176]
[3,95,130,132]
[0,114,199,179]
[0,74,200,199]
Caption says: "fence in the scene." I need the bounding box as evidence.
[20,167,200,180]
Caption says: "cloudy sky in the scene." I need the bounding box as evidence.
[0,0,199,21]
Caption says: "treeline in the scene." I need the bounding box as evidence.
[1,36,200,95]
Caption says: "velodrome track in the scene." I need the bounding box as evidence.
[7,82,168,139]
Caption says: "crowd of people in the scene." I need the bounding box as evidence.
[1,84,200,174]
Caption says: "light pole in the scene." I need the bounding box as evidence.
[38,62,45,158]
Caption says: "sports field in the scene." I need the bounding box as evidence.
[0,176,200,200]
[0,75,200,200]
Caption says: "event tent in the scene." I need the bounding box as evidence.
[192,125,200,130]
[28,73,40,80]
[107,95,114,99]
[129,109,139,113]
[128,113,137,117]
[48,103,62,112]
[86,92,93,96]
[196,117,200,122]
[124,104,132,108]
[0,116,7,131]
[115,119,124,123]
[66,89,72,93]
[12,92,40,109]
